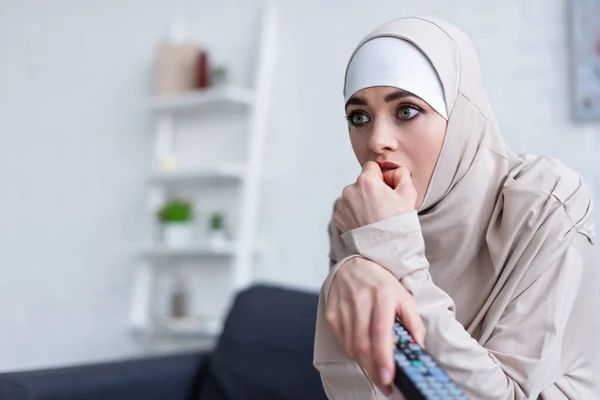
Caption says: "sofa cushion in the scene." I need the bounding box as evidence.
[198,284,327,400]
[0,353,205,400]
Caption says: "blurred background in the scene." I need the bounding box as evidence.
[0,0,598,375]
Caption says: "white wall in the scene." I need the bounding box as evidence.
[0,0,597,371]
[258,0,600,287]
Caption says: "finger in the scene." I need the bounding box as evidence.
[397,292,426,347]
[353,292,375,383]
[382,166,412,190]
[370,289,396,394]
[333,198,350,232]
[333,208,345,232]
[340,301,356,359]
[325,290,343,340]
[361,161,383,180]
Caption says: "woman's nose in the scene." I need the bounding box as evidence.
[368,118,399,154]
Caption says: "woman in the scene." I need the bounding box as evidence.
[313,16,600,400]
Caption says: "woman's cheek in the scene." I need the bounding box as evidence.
[349,133,369,165]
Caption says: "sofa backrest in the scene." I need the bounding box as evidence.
[198,284,327,400]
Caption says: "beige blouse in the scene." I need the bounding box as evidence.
[314,208,600,399]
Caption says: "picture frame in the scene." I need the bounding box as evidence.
[570,0,600,122]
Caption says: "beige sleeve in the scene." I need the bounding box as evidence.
[314,213,395,399]
[333,211,584,399]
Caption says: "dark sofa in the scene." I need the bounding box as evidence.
[0,285,328,400]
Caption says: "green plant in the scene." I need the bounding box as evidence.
[209,212,225,231]
[211,65,228,82]
[157,198,194,223]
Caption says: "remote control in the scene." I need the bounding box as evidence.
[392,319,467,399]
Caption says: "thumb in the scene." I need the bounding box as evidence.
[383,167,412,190]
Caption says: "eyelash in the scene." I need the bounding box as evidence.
[345,104,423,127]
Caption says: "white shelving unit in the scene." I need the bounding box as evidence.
[138,241,269,259]
[147,85,255,113]
[149,163,247,188]
[129,3,278,341]
[133,316,222,338]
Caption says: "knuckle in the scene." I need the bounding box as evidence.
[341,185,352,199]
[351,256,370,269]
[356,173,369,186]
[325,310,338,326]
[347,256,361,267]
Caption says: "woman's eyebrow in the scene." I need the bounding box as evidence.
[384,89,415,102]
[345,96,368,109]
[345,90,416,110]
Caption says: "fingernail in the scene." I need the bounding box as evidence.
[381,368,392,385]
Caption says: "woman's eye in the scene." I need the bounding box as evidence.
[398,106,420,120]
[349,112,370,126]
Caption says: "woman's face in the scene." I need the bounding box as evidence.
[345,86,448,208]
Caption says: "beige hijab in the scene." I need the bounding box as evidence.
[315,16,598,399]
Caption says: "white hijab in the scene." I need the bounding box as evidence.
[344,36,448,120]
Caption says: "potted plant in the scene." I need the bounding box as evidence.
[156,197,195,247]
[210,65,228,87]
[208,211,227,248]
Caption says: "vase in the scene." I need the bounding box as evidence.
[162,223,194,247]
[208,230,228,249]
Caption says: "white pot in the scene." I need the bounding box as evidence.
[162,223,194,247]
[208,230,228,249]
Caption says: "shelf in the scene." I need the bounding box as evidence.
[138,241,269,259]
[133,316,222,338]
[130,2,279,348]
[147,85,255,113]
[149,164,246,188]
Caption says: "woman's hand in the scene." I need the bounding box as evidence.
[333,161,417,233]
[326,256,426,396]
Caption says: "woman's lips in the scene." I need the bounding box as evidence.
[376,161,401,172]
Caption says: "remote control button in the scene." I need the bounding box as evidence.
[406,369,425,383]
[395,354,409,363]
[429,367,450,383]
[428,377,442,389]
[396,357,410,367]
